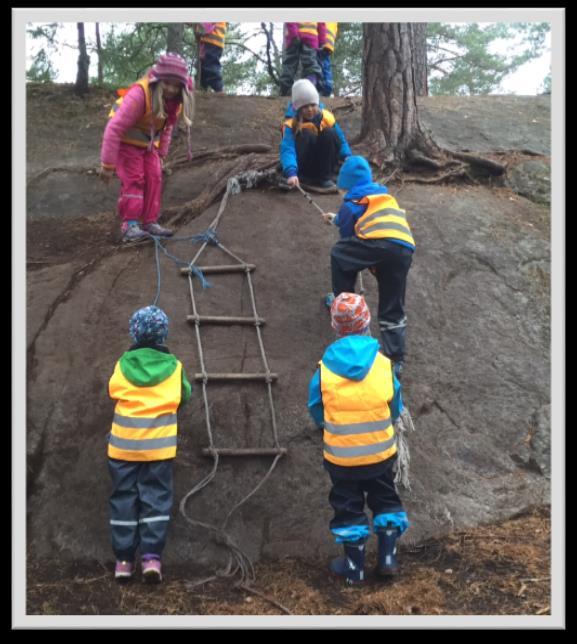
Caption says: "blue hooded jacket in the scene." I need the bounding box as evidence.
[307,335,403,429]
[279,101,352,178]
[334,156,414,250]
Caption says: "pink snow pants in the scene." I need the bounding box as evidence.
[115,143,162,226]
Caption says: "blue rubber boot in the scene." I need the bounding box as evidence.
[376,525,400,578]
[329,540,366,585]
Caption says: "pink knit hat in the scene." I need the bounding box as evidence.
[149,52,191,87]
[330,293,371,337]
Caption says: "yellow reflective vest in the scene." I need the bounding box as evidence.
[199,22,227,49]
[353,193,415,247]
[108,360,184,461]
[320,353,397,468]
[108,77,181,149]
[323,22,338,53]
[282,108,336,137]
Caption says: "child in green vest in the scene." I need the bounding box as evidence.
[107,305,192,583]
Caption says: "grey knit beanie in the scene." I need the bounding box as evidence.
[291,79,320,111]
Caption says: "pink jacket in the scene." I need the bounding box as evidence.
[101,82,180,168]
[283,22,319,50]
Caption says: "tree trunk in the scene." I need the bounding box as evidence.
[359,23,438,169]
[167,23,184,55]
[95,23,103,85]
[359,23,504,183]
[74,22,90,96]
[412,23,428,96]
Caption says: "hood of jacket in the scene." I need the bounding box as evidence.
[337,155,389,199]
[322,335,380,381]
[119,347,178,387]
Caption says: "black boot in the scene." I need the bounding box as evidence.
[329,540,366,585]
[376,525,400,578]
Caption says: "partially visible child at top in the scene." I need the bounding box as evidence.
[280,78,351,193]
[278,22,323,96]
[100,53,195,243]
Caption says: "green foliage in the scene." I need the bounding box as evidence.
[427,22,550,95]
[330,23,363,96]
[26,23,59,83]
[25,21,551,96]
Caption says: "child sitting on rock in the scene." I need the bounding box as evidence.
[107,305,192,583]
[307,292,409,585]
[280,78,351,193]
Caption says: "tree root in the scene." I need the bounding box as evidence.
[163,153,278,228]
[27,165,99,187]
[166,144,273,172]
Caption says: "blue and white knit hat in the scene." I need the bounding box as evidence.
[129,305,169,345]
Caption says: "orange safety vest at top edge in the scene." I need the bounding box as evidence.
[353,193,415,247]
[323,22,338,52]
[108,77,181,149]
[281,108,336,137]
[320,353,397,468]
[200,22,227,48]
[298,22,318,38]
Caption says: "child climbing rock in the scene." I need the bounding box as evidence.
[280,78,351,193]
[107,305,192,583]
[323,156,415,378]
[307,292,409,585]
[100,53,195,242]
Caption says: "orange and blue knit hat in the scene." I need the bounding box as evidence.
[330,292,371,337]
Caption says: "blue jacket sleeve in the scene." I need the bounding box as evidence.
[307,369,325,428]
[280,126,298,178]
[390,372,404,422]
[333,122,352,160]
[335,200,365,239]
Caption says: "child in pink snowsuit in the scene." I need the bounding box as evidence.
[100,53,195,242]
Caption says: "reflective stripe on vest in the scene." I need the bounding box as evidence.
[282,108,336,137]
[354,193,415,247]
[108,361,183,461]
[108,77,166,149]
[324,23,338,52]
[298,22,318,38]
[320,353,397,467]
[201,22,227,48]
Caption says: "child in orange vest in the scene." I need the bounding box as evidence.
[195,22,227,93]
[100,53,195,242]
[308,292,409,585]
[317,22,338,97]
[107,305,192,583]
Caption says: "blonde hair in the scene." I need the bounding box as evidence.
[292,104,320,135]
[151,81,195,126]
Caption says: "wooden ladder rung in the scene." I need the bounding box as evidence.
[180,264,256,275]
[194,372,278,382]
[201,447,287,457]
[187,315,265,326]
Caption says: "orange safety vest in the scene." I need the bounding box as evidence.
[353,193,415,247]
[298,22,318,39]
[320,353,397,468]
[323,22,338,53]
[199,22,227,49]
[108,360,184,461]
[108,77,181,149]
[282,108,336,137]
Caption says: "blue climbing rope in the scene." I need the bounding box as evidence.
[148,228,220,307]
